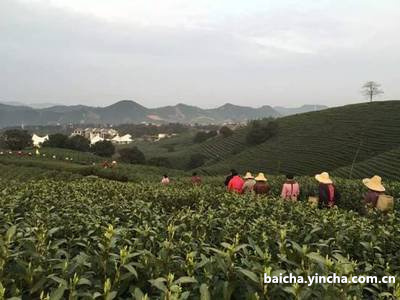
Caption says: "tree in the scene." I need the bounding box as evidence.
[0,133,6,149]
[119,147,146,164]
[193,130,217,143]
[219,126,233,138]
[66,135,90,152]
[3,129,32,150]
[362,81,384,102]
[42,133,69,148]
[246,120,278,145]
[91,140,115,157]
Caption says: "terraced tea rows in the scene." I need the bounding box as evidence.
[202,101,400,178]
[333,147,400,180]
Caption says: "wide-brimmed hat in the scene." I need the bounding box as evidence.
[244,172,254,179]
[255,173,267,182]
[315,172,333,184]
[362,175,385,192]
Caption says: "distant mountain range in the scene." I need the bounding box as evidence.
[0,100,327,128]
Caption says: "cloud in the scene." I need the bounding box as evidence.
[0,0,399,107]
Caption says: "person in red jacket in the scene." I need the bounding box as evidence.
[227,171,244,193]
[191,172,202,185]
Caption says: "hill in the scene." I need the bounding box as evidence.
[197,101,400,179]
[0,100,323,127]
[135,101,399,179]
[274,104,328,116]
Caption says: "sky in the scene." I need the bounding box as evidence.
[1,0,399,108]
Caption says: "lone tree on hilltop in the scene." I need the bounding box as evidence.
[362,81,384,102]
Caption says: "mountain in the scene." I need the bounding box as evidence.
[273,104,328,116]
[1,101,70,109]
[0,100,281,127]
[0,101,27,107]
[29,102,61,109]
[0,100,326,128]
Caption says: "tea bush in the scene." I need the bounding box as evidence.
[0,178,399,299]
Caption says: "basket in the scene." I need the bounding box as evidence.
[308,196,318,207]
[376,195,394,212]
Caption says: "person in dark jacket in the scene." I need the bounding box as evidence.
[253,173,270,195]
[362,175,385,209]
[315,172,340,208]
[224,169,237,186]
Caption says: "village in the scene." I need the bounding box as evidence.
[31,127,178,147]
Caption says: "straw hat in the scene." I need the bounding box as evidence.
[255,173,267,182]
[315,172,333,184]
[244,172,254,179]
[362,175,385,192]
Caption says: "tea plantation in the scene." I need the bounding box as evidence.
[201,101,400,179]
[133,101,400,180]
[1,171,400,299]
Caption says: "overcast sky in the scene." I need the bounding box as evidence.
[1,0,399,108]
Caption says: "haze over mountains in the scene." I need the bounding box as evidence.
[0,100,327,128]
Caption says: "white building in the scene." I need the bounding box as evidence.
[157,133,167,141]
[32,134,49,148]
[111,134,133,144]
[72,128,118,140]
[90,133,104,145]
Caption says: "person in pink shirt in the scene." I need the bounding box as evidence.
[227,171,244,194]
[161,174,170,186]
[281,174,300,201]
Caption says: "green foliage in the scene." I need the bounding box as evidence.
[66,135,90,152]
[193,131,217,143]
[187,153,206,169]
[161,144,175,153]
[219,126,233,138]
[43,134,94,154]
[2,129,32,150]
[91,140,115,157]
[42,133,69,148]
[246,120,278,145]
[0,133,6,149]
[0,177,399,299]
[0,163,82,181]
[147,156,171,168]
[118,147,146,164]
